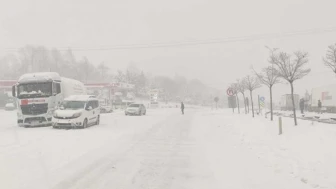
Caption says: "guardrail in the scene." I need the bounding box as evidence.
[273,111,336,124]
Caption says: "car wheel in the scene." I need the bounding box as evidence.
[83,118,88,129]
[96,115,100,125]
[143,111,146,115]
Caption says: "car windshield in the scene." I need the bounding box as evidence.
[61,101,86,110]
[17,82,52,99]
[128,104,140,107]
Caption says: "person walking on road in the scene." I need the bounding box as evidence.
[299,98,304,114]
[318,100,322,114]
[181,102,185,115]
[245,97,249,113]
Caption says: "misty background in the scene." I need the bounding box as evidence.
[1,0,336,104]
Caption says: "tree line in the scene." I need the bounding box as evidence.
[0,45,113,82]
[0,45,219,104]
[229,43,336,126]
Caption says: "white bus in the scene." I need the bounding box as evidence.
[12,72,86,127]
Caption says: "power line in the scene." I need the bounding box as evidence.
[2,26,336,52]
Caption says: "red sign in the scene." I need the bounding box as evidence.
[0,80,16,86]
[20,99,46,105]
[227,88,234,96]
[21,99,28,105]
[322,92,332,100]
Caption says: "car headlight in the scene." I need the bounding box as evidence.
[72,112,82,118]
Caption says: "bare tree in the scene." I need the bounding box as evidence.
[237,79,247,114]
[253,66,280,121]
[243,75,261,118]
[270,50,311,126]
[115,70,126,82]
[98,62,109,80]
[323,43,336,73]
[79,56,90,83]
[230,82,240,114]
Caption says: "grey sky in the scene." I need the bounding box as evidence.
[1,0,336,103]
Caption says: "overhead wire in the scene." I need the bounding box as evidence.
[1,26,336,52]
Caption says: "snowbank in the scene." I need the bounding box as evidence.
[193,109,336,188]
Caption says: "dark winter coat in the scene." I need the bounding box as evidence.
[318,101,322,108]
[181,103,184,110]
[299,100,304,109]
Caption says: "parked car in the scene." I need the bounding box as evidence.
[125,103,146,116]
[5,102,16,111]
[100,106,113,113]
[52,95,100,129]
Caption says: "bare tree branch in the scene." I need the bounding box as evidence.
[253,66,280,88]
[270,50,311,83]
[323,43,336,73]
[243,75,261,91]
[230,82,239,95]
[236,79,246,94]
[269,49,310,126]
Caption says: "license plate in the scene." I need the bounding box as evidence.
[58,120,70,124]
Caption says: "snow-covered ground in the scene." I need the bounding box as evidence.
[0,108,335,188]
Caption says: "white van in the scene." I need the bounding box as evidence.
[52,95,100,129]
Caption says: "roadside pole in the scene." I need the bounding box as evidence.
[279,117,283,135]
[258,95,261,115]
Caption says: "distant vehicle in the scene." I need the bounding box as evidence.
[99,99,113,113]
[85,84,113,114]
[100,106,113,113]
[5,102,16,111]
[125,103,146,116]
[150,101,159,108]
[12,72,86,127]
[52,95,100,129]
[280,94,299,111]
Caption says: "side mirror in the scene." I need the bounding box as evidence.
[86,106,93,111]
[12,86,16,97]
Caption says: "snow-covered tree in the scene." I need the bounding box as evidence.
[323,43,336,74]
[243,75,261,118]
[270,50,310,126]
[254,66,280,121]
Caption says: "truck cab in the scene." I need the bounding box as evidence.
[12,72,86,127]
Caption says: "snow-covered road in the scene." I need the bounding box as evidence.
[1,108,333,189]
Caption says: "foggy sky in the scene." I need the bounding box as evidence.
[1,0,336,103]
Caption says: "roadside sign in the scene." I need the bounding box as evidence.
[227,88,234,96]
[259,96,265,108]
[228,96,237,108]
[260,96,265,102]
[260,101,265,108]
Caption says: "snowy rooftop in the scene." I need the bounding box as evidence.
[18,72,61,83]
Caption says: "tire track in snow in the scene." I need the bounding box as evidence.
[52,110,203,189]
